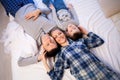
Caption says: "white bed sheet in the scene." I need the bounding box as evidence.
[1,0,120,80]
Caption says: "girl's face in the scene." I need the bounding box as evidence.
[51,29,67,45]
[67,24,80,37]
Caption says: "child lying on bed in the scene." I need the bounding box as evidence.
[63,23,120,74]
[40,27,120,80]
[42,0,79,30]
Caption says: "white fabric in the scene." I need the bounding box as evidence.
[1,0,120,80]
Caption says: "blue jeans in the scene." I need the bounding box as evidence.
[42,0,67,12]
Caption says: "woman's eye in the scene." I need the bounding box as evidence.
[54,35,57,39]
[47,43,49,46]
[59,32,62,35]
[70,30,72,32]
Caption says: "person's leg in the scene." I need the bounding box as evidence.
[42,0,50,7]
[15,3,56,45]
[53,0,67,12]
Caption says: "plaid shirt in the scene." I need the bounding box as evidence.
[0,0,34,17]
[48,32,120,80]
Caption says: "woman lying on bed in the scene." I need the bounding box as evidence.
[40,27,120,80]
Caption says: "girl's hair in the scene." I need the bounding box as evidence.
[68,32,83,41]
[40,32,61,58]
[66,26,83,41]
[48,26,66,47]
[45,46,61,57]
[48,27,66,36]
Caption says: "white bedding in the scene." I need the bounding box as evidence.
[1,0,120,80]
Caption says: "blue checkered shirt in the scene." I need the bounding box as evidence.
[48,32,120,80]
[0,0,34,17]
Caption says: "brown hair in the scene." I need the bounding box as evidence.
[45,46,61,57]
[48,27,66,36]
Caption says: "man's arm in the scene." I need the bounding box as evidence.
[18,52,42,67]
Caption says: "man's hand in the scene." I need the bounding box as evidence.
[78,26,89,35]
[25,9,41,21]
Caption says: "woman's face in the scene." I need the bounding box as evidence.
[51,29,67,45]
[42,34,57,52]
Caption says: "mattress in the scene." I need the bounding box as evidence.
[1,0,120,80]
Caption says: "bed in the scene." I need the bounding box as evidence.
[1,0,120,80]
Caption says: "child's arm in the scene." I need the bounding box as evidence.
[50,4,63,29]
[67,4,79,25]
[79,26,104,49]
[18,46,44,66]
[18,53,42,66]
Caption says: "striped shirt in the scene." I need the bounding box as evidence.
[0,0,34,17]
[48,32,120,80]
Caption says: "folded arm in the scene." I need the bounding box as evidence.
[84,32,104,49]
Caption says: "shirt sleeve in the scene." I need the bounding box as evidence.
[69,7,79,25]
[48,55,65,80]
[83,32,104,49]
[18,53,39,67]
[51,7,63,29]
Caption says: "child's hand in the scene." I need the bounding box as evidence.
[67,4,73,9]
[49,4,54,10]
[78,26,89,35]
